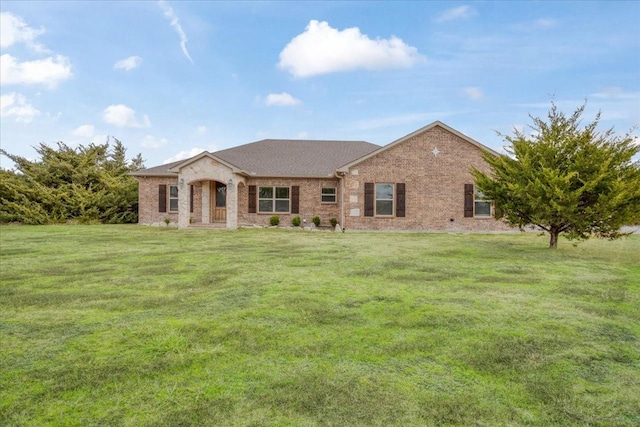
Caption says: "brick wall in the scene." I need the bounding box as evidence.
[136,176,202,225]
[342,126,513,232]
[237,178,341,227]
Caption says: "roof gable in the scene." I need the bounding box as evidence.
[167,151,243,174]
[337,121,500,172]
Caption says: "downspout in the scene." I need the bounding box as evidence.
[335,171,346,230]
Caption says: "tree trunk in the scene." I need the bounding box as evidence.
[549,228,559,249]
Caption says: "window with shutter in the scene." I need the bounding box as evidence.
[375,183,394,216]
[169,186,179,212]
[474,189,491,217]
[258,186,290,213]
[158,184,167,213]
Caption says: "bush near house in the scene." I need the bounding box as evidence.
[0,139,143,224]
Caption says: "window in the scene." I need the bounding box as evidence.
[258,186,290,213]
[375,183,394,216]
[321,187,337,203]
[169,185,179,212]
[474,189,491,217]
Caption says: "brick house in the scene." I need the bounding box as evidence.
[131,121,512,231]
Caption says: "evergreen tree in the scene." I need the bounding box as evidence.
[0,138,144,224]
[473,102,640,248]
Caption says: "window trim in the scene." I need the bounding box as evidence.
[321,187,337,204]
[375,183,394,217]
[169,185,179,212]
[474,188,492,217]
[258,185,291,214]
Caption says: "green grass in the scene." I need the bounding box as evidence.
[1,225,639,426]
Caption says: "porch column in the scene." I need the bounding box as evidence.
[227,179,237,229]
[201,181,210,223]
[178,177,190,228]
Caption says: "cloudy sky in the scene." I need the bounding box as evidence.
[1,1,638,168]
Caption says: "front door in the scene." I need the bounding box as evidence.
[211,181,227,222]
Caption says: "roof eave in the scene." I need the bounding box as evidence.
[245,174,339,179]
[129,171,177,177]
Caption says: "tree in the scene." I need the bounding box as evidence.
[473,102,640,248]
[0,138,144,224]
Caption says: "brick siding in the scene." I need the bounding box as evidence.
[135,125,513,231]
[342,126,512,231]
[238,178,341,227]
[136,177,202,225]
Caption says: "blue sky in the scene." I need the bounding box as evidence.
[1,1,639,168]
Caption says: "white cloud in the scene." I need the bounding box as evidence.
[196,125,207,135]
[164,147,207,164]
[0,92,40,123]
[158,1,193,63]
[141,134,168,148]
[278,20,423,78]
[461,86,483,100]
[72,124,95,137]
[0,12,47,52]
[103,104,151,128]
[265,92,302,107]
[436,6,476,23]
[114,55,142,71]
[0,54,73,88]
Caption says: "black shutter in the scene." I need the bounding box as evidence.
[158,184,167,213]
[248,185,257,213]
[396,183,405,217]
[464,184,474,217]
[364,183,374,217]
[291,186,299,214]
[190,185,194,213]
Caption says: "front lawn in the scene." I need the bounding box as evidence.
[1,226,638,426]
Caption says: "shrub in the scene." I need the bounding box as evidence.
[312,216,321,227]
[291,215,301,227]
[270,215,280,226]
[164,217,170,227]
[329,217,338,227]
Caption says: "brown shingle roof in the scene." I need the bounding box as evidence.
[215,139,379,177]
[132,139,380,177]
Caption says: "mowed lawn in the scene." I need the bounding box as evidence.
[1,226,639,426]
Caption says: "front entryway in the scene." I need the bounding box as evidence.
[211,181,227,222]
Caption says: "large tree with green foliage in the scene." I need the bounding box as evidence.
[0,138,144,224]
[473,102,640,248]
